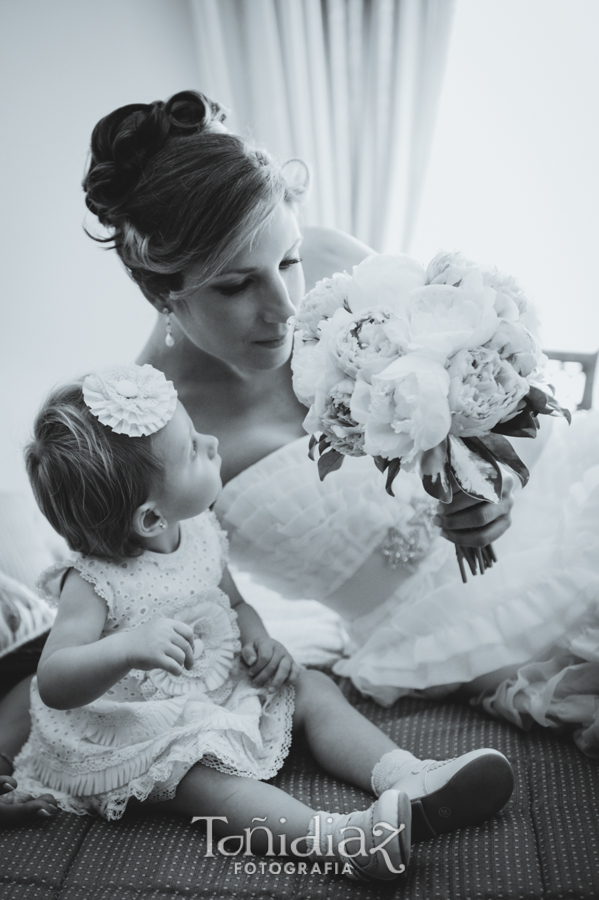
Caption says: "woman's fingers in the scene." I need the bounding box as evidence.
[441,513,512,547]
[437,472,515,546]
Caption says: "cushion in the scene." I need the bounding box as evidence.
[1,683,597,899]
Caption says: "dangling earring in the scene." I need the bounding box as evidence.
[163,308,175,347]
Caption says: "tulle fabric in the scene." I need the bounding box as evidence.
[216,412,599,753]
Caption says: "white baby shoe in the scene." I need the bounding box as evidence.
[377,748,514,842]
[310,789,412,883]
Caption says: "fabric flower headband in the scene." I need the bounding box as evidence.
[82,364,178,437]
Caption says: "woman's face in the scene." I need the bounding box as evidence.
[174,200,304,371]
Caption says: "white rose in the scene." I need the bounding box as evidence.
[406,272,499,359]
[346,253,427,315]
[352,354,451,465]
[446,347,529,437]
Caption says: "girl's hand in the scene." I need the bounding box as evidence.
[435,471,515,547]
[241,637,302,692]
[124,618,195,676]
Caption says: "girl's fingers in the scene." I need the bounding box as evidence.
[266,656,293,693]
[160,654,184,676]
[251,652,281,686]
[0,796,58,828]
[249,642,275,677]
[241,643,258,666]
[170,633,195,669]
[0,776,17,792]
[172,620,195,646]
[289,661,302,683]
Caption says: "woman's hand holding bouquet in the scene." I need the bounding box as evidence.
[291,251,570,581]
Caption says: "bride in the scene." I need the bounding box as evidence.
[1,89,598,823]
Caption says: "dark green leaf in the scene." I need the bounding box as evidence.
[385,459,401,496]
[373,455,391,474]
[526,385,550,413]
[477,433,530,488]
[451,436,503,503]
[545,395,572,423]
[308,434,319,460]
[422,471,453,503]
[317,449,344,481]
[492,409,539,438]
[318,435,331,455]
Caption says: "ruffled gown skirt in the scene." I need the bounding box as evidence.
[333,412,599,754]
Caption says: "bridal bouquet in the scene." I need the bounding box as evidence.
[291,251,570,581]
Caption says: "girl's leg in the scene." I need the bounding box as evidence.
[157,764,314,854]
[292,669,405,790]
[154,762,409,881]
[293,669,514,841]
[0,677,58,826]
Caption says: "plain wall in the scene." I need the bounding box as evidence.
[0,0,200,492]
[412,0,599,355]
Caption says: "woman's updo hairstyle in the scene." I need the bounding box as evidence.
[83,90,307,304]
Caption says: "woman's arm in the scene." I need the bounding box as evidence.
[37,570,194,710]
[301,226,373,292]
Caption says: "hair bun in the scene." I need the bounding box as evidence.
[83,91,226,227]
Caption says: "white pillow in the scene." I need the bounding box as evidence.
[0,492,66,593]
[0,569,54,661]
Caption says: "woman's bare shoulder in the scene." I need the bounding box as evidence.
[301,226,374,292]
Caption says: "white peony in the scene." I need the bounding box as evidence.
[426,250,475,287]
[317,378,365,456]
[291,333,328,407]
[484,320,545,379]
[296,271,353,341]
[446,347,529,437]
[405,271,499,359]
[480,266,529,316]
[329,309,409,380]
[352,353,451,464]
[346,253,427,315]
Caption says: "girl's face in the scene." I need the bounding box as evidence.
[152,401,222,522]
[174,200,304,371]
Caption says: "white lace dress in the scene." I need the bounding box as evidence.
[11,511,294,819]
[215,412,599,755]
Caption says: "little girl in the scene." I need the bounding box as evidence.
[9,363,513,882]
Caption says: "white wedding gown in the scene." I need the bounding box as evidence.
[214,410,599,755]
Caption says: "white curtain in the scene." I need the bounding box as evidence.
[190,0,455,252]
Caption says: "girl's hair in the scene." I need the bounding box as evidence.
[25,383,164,560]
[83,90,308,305]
